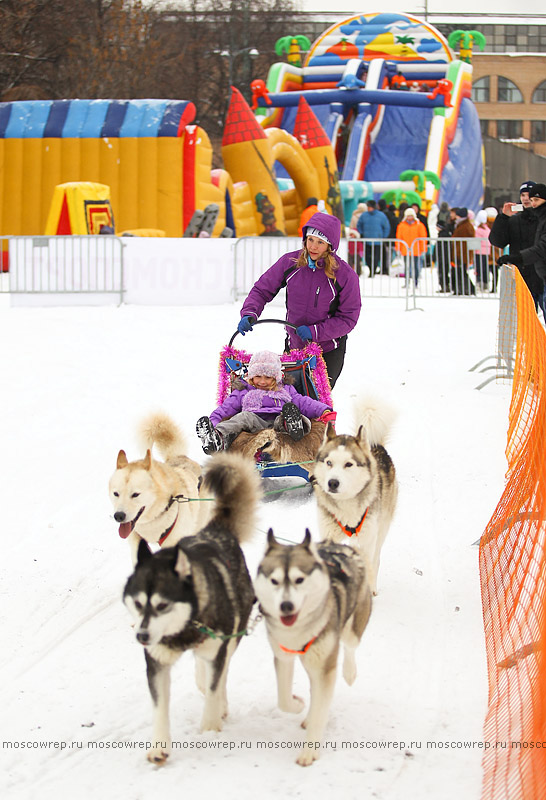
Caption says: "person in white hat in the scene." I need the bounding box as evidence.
[395,208,428,289]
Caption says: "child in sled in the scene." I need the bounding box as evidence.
[196,350,335,455]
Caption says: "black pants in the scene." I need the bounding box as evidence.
[365,243,382,276]
[322,337,347,389]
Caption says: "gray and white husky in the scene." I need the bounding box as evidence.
[123,451,259,765]
[254,529,372,766]
[310,399,398,595]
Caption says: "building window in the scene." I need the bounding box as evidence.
[472,76,490,103]
[497,77,523,103]
[533,81,546,103]
[531,121,546,142]
[497,120,523,139]
[479,119,490,137]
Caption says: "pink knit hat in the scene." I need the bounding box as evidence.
[247,350,283,382]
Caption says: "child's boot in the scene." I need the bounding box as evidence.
[281,403,305,441]
[196,416,223,455]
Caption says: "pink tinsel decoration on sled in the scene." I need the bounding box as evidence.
[216,342,332,409]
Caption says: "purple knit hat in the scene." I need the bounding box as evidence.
[247,350,283,382]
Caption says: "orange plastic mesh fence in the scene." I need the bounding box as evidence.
[480,267,546,800]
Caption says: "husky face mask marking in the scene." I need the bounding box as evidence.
[125,589,193,647]
[314,440,371,500]
[123,543,195,647]
[255,530,329,627]
[257,563,326,627]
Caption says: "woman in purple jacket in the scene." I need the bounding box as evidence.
[196,351,333,454]
[237,212,361,389]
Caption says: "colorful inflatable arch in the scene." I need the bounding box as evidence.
[258,12,484,212]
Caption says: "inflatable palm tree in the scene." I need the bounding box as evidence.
[275,35,311,68]
[400,170,441,194]
[447,30,486,63]
[381,188,422,208]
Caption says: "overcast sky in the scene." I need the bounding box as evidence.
[298,1,545,17]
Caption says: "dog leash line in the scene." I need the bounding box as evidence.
[191,612,263,641]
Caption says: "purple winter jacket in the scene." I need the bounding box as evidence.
[210,383,329,427]
[240,212,361,353]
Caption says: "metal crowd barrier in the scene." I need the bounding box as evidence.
[470,265,517,390]
[232,235,506,304]
[0,236,124,303]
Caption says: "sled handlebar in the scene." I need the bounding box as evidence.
[228,318,298,348]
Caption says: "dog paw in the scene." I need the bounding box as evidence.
[343,656,357,686]
[147,747,170,765]
[200,715,223,733]
[296,746,319,767]
[280,695,305,714]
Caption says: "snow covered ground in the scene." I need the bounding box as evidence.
[0,295,512,799]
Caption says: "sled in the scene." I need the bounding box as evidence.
[216,319,333,481]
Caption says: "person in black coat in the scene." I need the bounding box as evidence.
[434,213,454,292]
[518,183,546,319]
[489,180,544,316]
[378,198,398,274]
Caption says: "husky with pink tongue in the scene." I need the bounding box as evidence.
[254,529,372,767]
[109,412,208,563]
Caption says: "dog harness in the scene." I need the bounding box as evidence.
[333,507,368,538]
[279,636,318,655]
[158,510,179,546]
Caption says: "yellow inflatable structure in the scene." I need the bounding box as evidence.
[0,97,342,238]
[44,182,114,235]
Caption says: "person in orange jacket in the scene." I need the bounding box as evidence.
[298,197,319,237]
[395,207,428,287]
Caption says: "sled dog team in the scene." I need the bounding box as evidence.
[111,396,397,767]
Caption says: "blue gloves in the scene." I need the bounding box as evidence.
[237,316,255,335]
[296,325,312,342]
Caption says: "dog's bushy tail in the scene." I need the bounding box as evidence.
[138,411,187,461]
[353,395,397,447]
[201,452,261,544]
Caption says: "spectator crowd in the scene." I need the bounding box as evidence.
[346,180,546,319]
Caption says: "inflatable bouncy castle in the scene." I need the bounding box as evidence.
[0,99,228,237]
[0,12,484,238]
[257,12,483,219]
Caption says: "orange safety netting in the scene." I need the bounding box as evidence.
[480,267,546,799]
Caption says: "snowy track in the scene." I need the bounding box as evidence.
[0,298,510,799]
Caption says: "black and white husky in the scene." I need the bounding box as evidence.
[310,399,398,595]
[123,452,259,765]
[254,529,372,766]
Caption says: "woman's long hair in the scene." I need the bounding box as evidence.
[294,242,338,278]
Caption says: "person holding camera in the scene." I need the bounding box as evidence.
[517,183,546,320]
[489,180,545,318]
